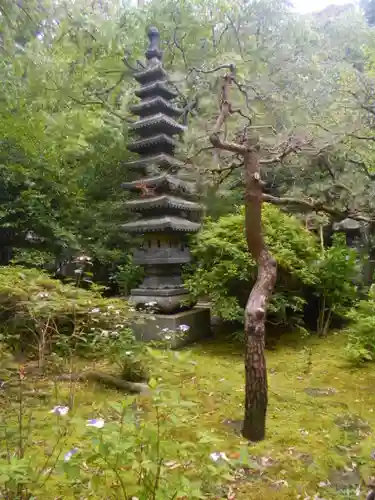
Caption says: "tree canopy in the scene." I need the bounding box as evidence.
[0,0,375,266]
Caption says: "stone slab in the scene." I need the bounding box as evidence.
[132,307,211,348]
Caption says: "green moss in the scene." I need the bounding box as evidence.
[1,333,375,499]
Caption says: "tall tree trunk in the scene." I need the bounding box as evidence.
[209,69,277,441]
[242,149,277,441]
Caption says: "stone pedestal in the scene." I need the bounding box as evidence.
[132,307,211,348]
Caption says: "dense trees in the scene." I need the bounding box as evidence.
[2,0,375,441]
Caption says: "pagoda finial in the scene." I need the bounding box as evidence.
[146,26,162,65]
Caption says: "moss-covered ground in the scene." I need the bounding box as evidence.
[1,333,375,499]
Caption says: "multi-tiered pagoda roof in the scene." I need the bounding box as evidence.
[122,26,202,234]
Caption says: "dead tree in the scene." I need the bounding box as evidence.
[209,68,277,442]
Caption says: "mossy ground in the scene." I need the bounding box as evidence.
[1,332,375,499]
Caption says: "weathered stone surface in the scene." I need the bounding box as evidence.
[129,290,193,314]
[132,307,211,348]
[329,467,361,490]
[304,387,337,397]
[334,414,371,434]
[122,27,202,314]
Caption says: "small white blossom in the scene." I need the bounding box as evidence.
[50,406,69,416]
[115,324,124,329]
[164,335,172,340]
[210,452,229,462]
[76,255,92,262]
[161,328,170,333]
[107,305,114,309]
[179,324,190,332]
[86,418,105,429]
[91,308,100,314]
[125,351,132,356]
[37,292,49,299]
[64,448,78,462]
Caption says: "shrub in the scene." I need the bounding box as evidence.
[187,206,360,331]
[115,255,144,296]
[346,285,375,363]
[312,234,360,336]
[0,266,135,362]
[186,204,319,325]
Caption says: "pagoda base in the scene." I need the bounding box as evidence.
[129,288,195,314]
[132,307,211,348]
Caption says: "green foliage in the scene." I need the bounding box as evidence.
[0,266,134,358]
[62,391,226,499]
[115,255,144,296]
[346,285,375,363]
[0,360,230,499]
[186,204,319,324]
[313,234,360,336]
[188,207,360,331]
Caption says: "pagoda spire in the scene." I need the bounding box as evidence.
[122,26,203,313]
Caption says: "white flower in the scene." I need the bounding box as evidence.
[164,335,172,340]
[125,351,132,356]
[107,305,114,309]
[76,255,92,262]
[86,418,105,429]
[210,452,229,462]
[161,328,170,333]
[64,448,78,462]
[91,308,100,314]
[50,406,69,416]
[115,324,124,329]
[179,324,190,332]
[37,291,49,299]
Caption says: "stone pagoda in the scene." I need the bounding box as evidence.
[122,26,204,318]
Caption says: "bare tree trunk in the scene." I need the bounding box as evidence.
[209,69,277,441]
[242,151,277,441]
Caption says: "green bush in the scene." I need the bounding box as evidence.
[0,266,135,359]
[186,204,319,325]
[115,255,144,296]
[346,285,375,363]
[186,205,360,330]
[312,234,360,336]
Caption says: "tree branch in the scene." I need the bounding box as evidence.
[262,193,373,222]
[260,137,311,164]
[347,157,375,181]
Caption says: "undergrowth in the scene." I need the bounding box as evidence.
[0,333,374,499]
